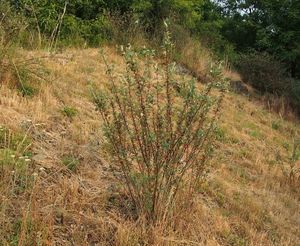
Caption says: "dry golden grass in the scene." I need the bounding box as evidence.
[0,47,299,245]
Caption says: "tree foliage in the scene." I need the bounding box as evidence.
[217,0,300,77]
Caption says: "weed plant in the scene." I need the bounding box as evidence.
[61,106,78,119]
[0,126,32,193]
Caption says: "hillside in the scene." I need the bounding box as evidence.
[0,48,299,245]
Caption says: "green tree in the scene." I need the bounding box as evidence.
[131,0,203,31]
[217,0,300,77]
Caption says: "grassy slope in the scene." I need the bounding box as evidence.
[0,48,299,245]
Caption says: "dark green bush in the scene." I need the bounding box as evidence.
[236,52,288,94]
[289,79,300,115]
[0,2,27,45]
[60,14,113,46]
[61,106,78,119]
[237,52,300,116]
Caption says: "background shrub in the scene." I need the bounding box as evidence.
[288,79,300,115]
[236,52,289,94]
[237,52,300,116]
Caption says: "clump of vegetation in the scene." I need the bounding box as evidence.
[279,134,300,188]
[237,52,300,116]
[0,126,31,153]
[237,52,288,94]
[288,138,300,185]
[61,106,78,119]
[0,2,47,97]
[62,155,80,172]
[0,50,45,97]
[288,79,300,115]
[272,121,282,131]
[92,25,226,223]
[19,84,37,97]
[0,125,42,244]
[0,125,33,196]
